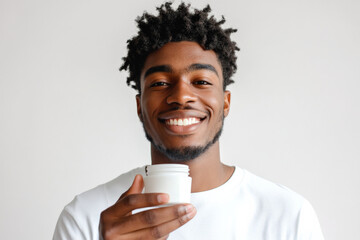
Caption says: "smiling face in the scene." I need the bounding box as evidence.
[137,41,231,162]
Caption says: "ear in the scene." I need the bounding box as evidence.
[136,94,143,122]
[223,90,231,117]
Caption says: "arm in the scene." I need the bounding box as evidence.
[53,206,86,240]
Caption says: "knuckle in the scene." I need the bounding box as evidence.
[99,224,110,239]
[150,226,163,239]
[174,206,182,218]
[178,215,187,225]
[100,225,113,240]
[123,194,137,207]
[99,211,118,240]
[142,210,157,225]
[102,231,111,240]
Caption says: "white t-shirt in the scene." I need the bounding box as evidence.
[53,166,324,240]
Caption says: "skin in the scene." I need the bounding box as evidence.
[100,41,234,239]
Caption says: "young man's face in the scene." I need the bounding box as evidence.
[137,41,231,161]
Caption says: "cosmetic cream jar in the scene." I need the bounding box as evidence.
[144,164,192,204]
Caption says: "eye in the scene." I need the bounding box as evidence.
[193,80,212,86]
[150,81,169,88]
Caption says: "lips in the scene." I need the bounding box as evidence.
[158,110,207,134]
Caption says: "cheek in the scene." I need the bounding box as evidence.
[204,92,224,117]
[141,103,153,126]
[141,95,161,127]
[141,93,153,115]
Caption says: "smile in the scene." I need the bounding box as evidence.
[166,118,201,126]
[158,110,207,134]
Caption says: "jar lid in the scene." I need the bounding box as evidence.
[145,164,189,176]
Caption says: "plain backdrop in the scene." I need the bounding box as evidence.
[1,0,359,239]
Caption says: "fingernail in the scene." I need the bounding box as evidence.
[178,204,194,215]
[185,204,194,213]
[181,207,196,221]
[157,194,169,203]
[178,205,187,215]
[186,206,196,218]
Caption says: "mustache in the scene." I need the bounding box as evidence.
[158,105,208,117]
[168,105,196,111]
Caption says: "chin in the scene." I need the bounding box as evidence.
[144,121,224,162]
[159,145,207,162]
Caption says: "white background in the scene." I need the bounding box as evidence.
[1,0,359,239]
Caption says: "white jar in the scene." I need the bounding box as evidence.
[144,164,192,204]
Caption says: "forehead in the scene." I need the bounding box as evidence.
[141,41,223,79]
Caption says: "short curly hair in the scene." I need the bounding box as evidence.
[120,2,239,93]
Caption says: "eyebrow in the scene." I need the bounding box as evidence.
[187,63,219,76]
[144,65,172,78]
[144,63,219,78]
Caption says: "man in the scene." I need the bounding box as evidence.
[53,2,324,239]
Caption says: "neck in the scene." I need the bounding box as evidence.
[151,141,234,192]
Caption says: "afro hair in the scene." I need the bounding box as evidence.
[120,2,239,92]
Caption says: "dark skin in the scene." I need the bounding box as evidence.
[100,41,234,239]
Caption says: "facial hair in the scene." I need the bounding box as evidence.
[142,115,224,162]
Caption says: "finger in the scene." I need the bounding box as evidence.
[119,174,144,200]
[114,204,194,234]
[109,192,170,216]
[126,175,144,195]
[120,206,196,239]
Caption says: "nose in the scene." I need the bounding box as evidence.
[166,80,197,106]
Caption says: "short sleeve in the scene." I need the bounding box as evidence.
[296,199,324,240]
[53,207,86,240]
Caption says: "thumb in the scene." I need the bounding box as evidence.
[119,174,144,200]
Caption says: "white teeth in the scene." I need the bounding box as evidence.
[166,118,201,126]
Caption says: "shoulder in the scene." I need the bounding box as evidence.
[241,170,324,237]
[227,168,324,239]
[67,166,146,216]
[240,170,307,219]
[53,166,146,240]
[243,170,305,204]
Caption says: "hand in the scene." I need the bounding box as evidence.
[100,174,196,240]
